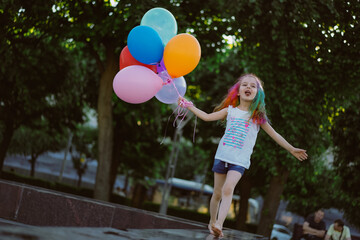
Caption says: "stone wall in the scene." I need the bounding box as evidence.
[0,179,206,229]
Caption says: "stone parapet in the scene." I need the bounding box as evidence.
[0,179,206,229]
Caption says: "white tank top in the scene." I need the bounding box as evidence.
[214,105,260,169]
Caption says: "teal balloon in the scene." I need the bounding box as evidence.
[141,8,177,46]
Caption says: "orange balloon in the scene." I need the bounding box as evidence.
[163,33,201,78]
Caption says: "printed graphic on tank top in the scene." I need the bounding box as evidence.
[222,117,251,149]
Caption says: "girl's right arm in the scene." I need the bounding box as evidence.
[261,122,308,161]
[188,105,228,122]
[178,97,228,121]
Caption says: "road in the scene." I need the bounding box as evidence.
[3,152,125,191]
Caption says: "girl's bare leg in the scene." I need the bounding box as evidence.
[208,172,226,235]
[213,170,242,236]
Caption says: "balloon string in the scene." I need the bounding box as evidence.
[173,104,189,128]
[193,116,197,143]
[160,107,177,145]
[161,71,187,127]
[171,79,181,98]
[160,104,187,144]
[177,98,197,143]
[160,101,197,144]
[159,70,197,144]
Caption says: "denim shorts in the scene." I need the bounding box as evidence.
[212,159,246,175]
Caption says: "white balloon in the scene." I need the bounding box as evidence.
[155,73,187,104]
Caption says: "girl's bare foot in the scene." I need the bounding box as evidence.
[211,223,223,238]
[208,222,215,235]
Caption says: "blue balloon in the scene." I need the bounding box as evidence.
[127,26,164,65]
[141,8,177,45]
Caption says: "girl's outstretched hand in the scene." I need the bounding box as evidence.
[290,148,308,161]
[178,97,193,108]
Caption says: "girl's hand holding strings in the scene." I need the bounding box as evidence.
[178,97,194,108]
[177,97,184,105]
[290,148,308,161]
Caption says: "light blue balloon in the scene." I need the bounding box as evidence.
[127,25,164,65]
[156,73,187,104]
[141,8,177,46]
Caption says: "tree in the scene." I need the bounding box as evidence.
[0,1,87,175]
[331,101,360,227]
[112,100,166,204]
[48,0,250,202]
[284,0,360,228]
[48,0,169,201]
[217,0,360,236]
[8,121,67,177]
[1,0,245,201]
[70,124,97,188]
[285,154,339,217]
[71,124,98,160]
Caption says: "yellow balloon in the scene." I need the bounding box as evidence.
[163,33,201,78]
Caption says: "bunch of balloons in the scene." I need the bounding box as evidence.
[113,7,201,104]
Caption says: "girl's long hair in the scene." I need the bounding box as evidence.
[214,73,268,124]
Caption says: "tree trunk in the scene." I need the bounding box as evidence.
[131,182,147,208]
[256,166,290,237]
[0,120,15,176]
[93,43,118,201]
[30,155,36,177]
[236,175,252,231]
[109,120,123,197]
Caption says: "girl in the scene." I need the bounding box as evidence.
[178,73,308,237]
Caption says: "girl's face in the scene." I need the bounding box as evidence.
[238,76,258,102]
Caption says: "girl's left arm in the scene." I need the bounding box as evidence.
[260,122,308,161]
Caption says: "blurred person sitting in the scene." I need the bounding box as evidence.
[325,219,351,240]
[303,209,326,240]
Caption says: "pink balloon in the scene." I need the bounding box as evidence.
[113,66,163,104]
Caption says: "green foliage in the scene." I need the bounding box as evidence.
[172,138,211,181]
[112,100,167,183]
[331,102,360,226]
[0,36,82,128]
[285,158,340,217]
[0,0,96,172]
[7,120,68,176]
[8,121,68,157]
[209,0,360,230]
[71,125,98,159]
[0,1,88,130]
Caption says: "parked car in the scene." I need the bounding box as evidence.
[271,224,293,240]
